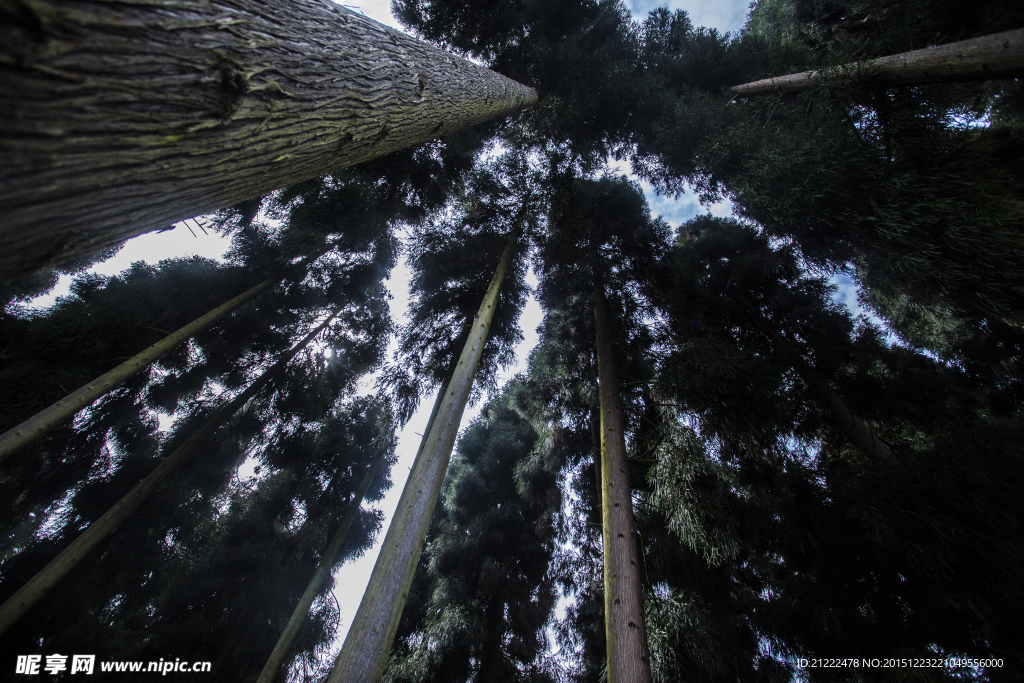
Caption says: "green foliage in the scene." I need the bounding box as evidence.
[385,387,559,682]
[0,168,401,677]
[4,1,1024,679]
[394,0,663,161]
[382,153,538,423]
[634,0,1024,375]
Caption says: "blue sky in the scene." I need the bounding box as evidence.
[626,0,751,33]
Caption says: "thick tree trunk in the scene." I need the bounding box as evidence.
[328,221,522,683]
[256,447,386,683]
[593,282,652,683]
[729,28,1024,96]
[749,306,893,459]
[0,309,341,637]
[0,0,538,282]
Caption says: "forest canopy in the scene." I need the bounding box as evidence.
[1,0,1022,681]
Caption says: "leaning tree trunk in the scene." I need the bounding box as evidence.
[593,281,652,683]
[0,309,341,637]
[0,246,330,464]
[256,446,387,683]
[729,28,1024,96]
[327,221,523,683]
[748,305,893,460]
[0,0,538,282]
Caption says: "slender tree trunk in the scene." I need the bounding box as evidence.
[0,273,275,462]
[256,447,387,683]
[729,28,1024,96]
[0,310,341,637]
[0,0,538,282]
[593,281,652,683]
[749,306,893,459]
[591,403,603,512]
[328,221,523,683]
[0,245,334,463]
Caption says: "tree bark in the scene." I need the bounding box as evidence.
[0,309,341,637]
[729,28,1024,96]
[748,305,893,460]
[0,0,538,282]
[256,446,386,683]
[593,281,652,683]
[327,220,523,683]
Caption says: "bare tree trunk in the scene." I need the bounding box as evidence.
[729,28,1024,96]
[0,258,304,463]
[0,0,538,281]
[0,245,337,463]
[0,309,341,637]
[256,446,387,683]
[259,361,456,683]
[749,306,893,459]
[328,221,523,683]
[593,282,652,683]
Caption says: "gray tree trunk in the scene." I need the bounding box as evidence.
[0,0,537,281]
[0,309,341,637]
[729,28,1024,96]
[327,221,523,683]
[593,282,652,683]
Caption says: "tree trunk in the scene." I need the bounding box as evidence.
[0,0,538,282]
[590,403,602,514]
[1,269,288,463]
[256,446,387,683]
[0,244,335,463]
[327,221,523,683]
[729,28,1024,96]
[593,281,652,683]
[0,309,341,637]
[748,305,893,459]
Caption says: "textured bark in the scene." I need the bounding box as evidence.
[0,310,340,637]
[0,0,538,281]
[749,305,893,459]
[593,282,652,683]
[256,447,386,683]
[328,222,522,683]
[729,28,1024,96]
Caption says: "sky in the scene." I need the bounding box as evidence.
[626,0,750,33]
